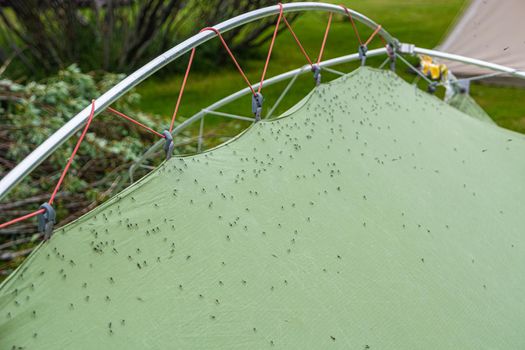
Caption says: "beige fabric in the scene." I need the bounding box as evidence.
[438,0,525,79]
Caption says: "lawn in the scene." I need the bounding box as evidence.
[133,0,525,141]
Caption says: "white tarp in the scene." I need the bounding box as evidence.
[438,0,525,80]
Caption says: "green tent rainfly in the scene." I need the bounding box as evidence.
[1,68,525,349]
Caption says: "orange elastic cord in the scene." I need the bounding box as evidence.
[169,47,196,133]
[258,3,284,93]
[317,13,333,65]
[282,16,313,67]
[107,107,165,139]
[379,34,387,46]
[170,25,264,131]
[1,100,96,229]
[341,5,363,46]
[364,25,382,47]
[201,27,256,97]
[0,208,45,230]
[49,100,96,205]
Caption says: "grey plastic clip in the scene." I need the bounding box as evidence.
[252,92,264,121]
[162,130,174,160]
[386,43,396,71]
[456,79,470,94]
[311,64,321,86]
[38,203,56,240]
[358,45,368,66]
[427,81,438,94]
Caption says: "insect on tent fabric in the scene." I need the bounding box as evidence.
[1,67,525,349]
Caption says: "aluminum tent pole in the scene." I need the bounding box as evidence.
[0,2,394,200]
[128,48,389,180]
[413,47,525,80]
[128,46,525,180]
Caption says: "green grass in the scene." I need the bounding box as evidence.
[471,85,525,134]
[133,0,525,138]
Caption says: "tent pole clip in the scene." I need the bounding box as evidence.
[455,79,470,94]
[38,203,56,240]
[252,92,264,121]
[311,64,321,86]
[358,45,368,66]
[162,130,174,160]
[427,81,438,94]
[386,43,396,71]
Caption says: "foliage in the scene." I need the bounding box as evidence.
[0,0,297,78]
[0,64,192,276]
[195,0,299,57]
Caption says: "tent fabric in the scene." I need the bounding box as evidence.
[447,92,495,125]
[438,0,525,79]
[1,67,525,349]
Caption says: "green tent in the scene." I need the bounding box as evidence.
[447,93,496,125]
[1,68,524,349]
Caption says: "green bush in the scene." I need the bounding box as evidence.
[0,64,191,277]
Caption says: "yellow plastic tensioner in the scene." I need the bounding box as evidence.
[419,55,448,80]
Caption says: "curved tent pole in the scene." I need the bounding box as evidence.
[412,47,525,80]
[128,48,389,181]
[2,1,525,200]
[129,46,525,180]
[0,2,394,201]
